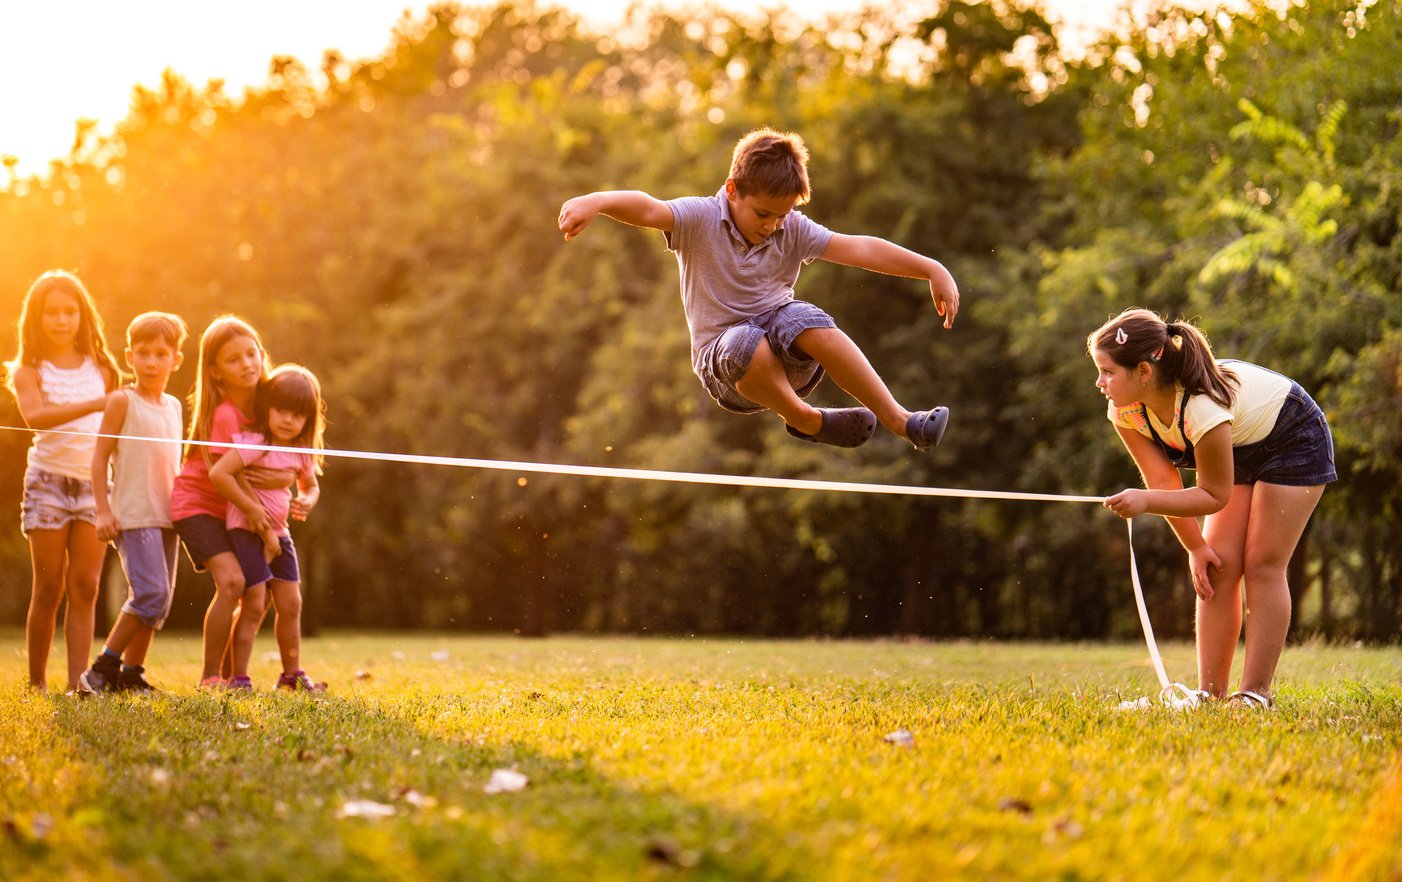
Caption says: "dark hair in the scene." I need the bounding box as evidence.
[728,127,811,204]
[127,311,188,350]
[253,363,326,471]
[1087,307,1237,408]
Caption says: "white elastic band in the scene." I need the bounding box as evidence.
[2,425,1105,503]
[1127,519,1171,691]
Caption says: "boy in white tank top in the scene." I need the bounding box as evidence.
[79,313,188,695]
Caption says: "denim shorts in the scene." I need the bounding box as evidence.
[695,300,837,414]
[1231,383,1337,486]
[114,528,179,629]
[230,529,300,589]
[20,467,97,536]
[174,513,235,572]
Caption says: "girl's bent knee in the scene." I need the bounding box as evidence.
[214,578,247,602]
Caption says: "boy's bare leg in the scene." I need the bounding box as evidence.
[792,328,913,438]
[734,339,823,435]
[122,625,155,668]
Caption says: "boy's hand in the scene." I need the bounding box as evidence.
[558,195,599,240]
[96,511,120,543]
[260,527,280,563]
[929,273,960,329]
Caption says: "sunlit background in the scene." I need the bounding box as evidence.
[1,0,1125,180]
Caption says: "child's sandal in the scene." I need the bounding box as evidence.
[785,407,877,448]
[905,407,950,452]
[1225,689,1272,709]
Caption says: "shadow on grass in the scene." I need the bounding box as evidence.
[6,689,814,882]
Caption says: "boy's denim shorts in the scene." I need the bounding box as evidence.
[1231,383,1337,486]
[230,529,300,589]
[114,528,179,629]
[695,300,837,414]
[174,513,235,572]
[20,467,97,536]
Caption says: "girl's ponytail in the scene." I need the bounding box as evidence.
[1089,308,1236,407]
[1160,320,1236,408]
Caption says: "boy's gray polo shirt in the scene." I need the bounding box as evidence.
[664,188,833,372]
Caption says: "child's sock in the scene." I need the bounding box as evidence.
[121,664,144,675]
[94,647,121,668]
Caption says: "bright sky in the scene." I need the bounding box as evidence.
[0,0,1123,180]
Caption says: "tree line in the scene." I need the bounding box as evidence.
[1,0,1397,641]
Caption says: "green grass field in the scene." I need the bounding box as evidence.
[1,632,1399,881]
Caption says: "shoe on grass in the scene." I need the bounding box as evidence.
[1226,689,1272,709]
[277,670,327,692]
[118,665,158,694]
[77,655,122,696]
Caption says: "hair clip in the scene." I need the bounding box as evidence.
[1150,345,1164,363]
[1115,327,1128,345]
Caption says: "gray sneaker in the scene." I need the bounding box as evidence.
[77,658,121,696]
[117,665,158,694]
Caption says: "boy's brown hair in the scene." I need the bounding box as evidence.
[127,311,188,350]
[728,127,811,205]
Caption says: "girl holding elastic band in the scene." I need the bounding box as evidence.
[1089,308,1336,708]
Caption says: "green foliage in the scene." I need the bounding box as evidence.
[1,634,1399,881]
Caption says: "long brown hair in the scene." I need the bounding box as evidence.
[4,270,122,393]
[1087,308,1237,408]
[187,315,272,446]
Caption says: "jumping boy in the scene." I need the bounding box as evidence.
[558,127,959,449]
[78,312,187,694]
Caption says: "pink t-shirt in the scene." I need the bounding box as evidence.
[170,399,249,521]
[225,431,313,536]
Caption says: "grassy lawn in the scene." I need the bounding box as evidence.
[1,632,1398,881]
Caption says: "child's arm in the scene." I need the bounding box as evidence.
[90,391,130,543]
[10,365,109,429]
[289,472,320,522]
[209,450,272,536]
[558,191,674,240]
[257,524,280,562]
[820,234,961,329]
[1104,424,1234,599]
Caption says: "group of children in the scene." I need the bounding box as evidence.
[7,127,1334,707]
[6,270,326,694]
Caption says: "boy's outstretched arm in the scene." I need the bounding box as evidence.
[559,190,674,240]
[821,233,960,328]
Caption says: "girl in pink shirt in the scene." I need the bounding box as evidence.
[209,364,325,691]
[171,316,288,687]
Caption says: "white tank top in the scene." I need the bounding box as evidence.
[110,389,184,529]
[27,357,107,481]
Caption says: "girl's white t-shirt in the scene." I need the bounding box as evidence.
[1110,360,1293,451]
[27,357,106,480]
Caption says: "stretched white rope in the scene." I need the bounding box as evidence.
[2,425,1106,503]
[3,424,1191,701]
